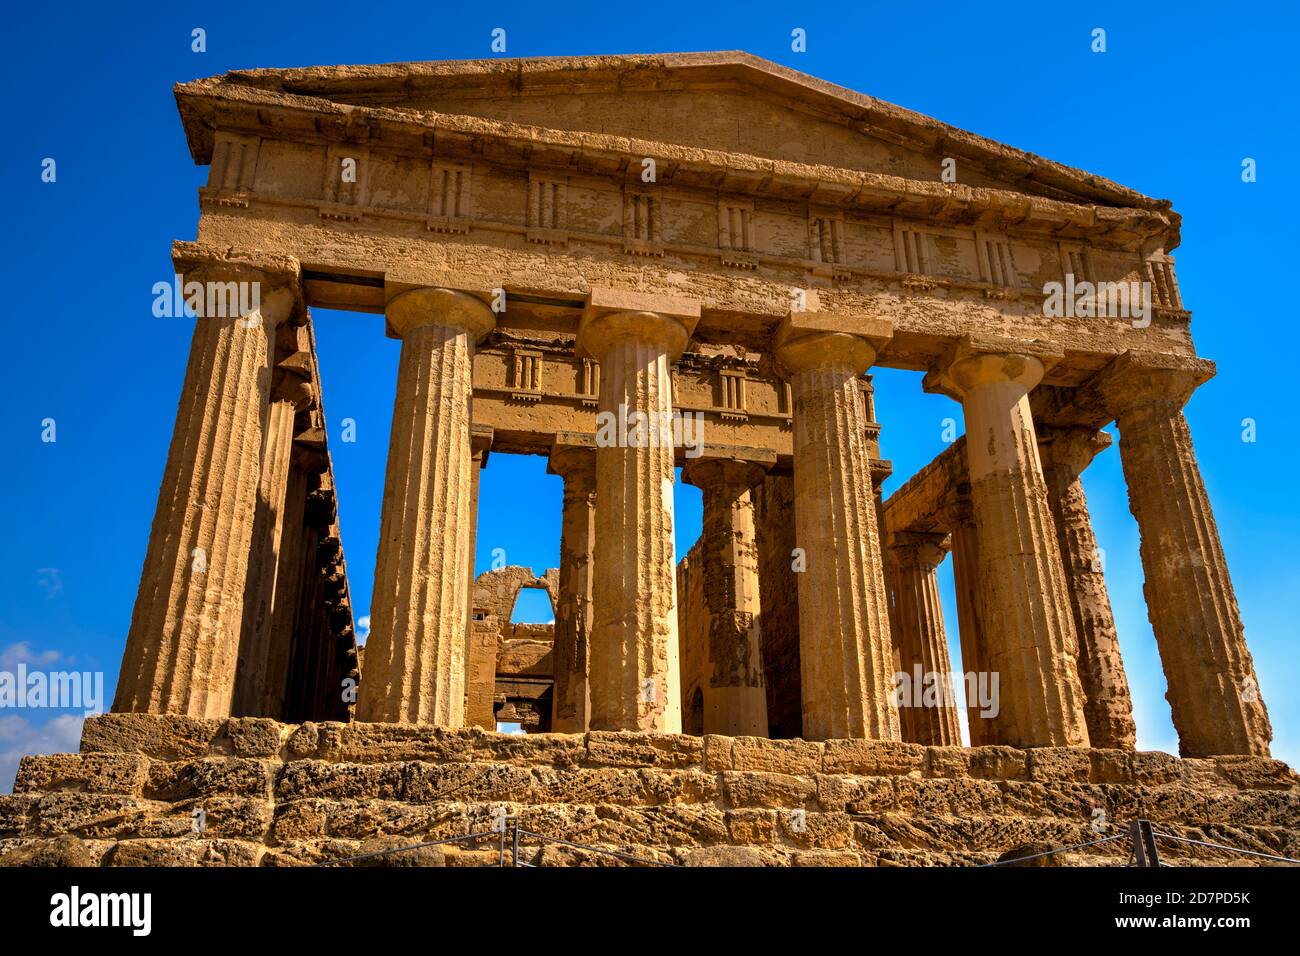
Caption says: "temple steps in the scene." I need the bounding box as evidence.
[1,714,1295,867]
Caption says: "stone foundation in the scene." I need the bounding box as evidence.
[2,715,1296,867]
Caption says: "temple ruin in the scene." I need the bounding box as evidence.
[3,52,1295,867]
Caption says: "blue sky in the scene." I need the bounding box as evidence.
[2,1,1297,787]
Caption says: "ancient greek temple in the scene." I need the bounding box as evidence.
[114,51,1272,760]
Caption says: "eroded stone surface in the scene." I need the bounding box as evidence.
[6,715,1294,867]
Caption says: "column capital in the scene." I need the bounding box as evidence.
[923,334,1063,401]
[577,288,699,363]
[171,240,302,291]
[547,431,597,488]
[385,287,496,342]
[471,424,494,463]
[681,449,774,494]
[170,240,303,327]
[1088,350,1215,421]
[772,311,892,378]
[1037,425,1112,479]
[888,530,951,572]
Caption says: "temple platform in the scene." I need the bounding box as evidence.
[1,715,1296,867]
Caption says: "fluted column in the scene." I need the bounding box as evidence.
[925,337,1089,748]
[548,435,596,733]
[578,291,699,732]
[888,531,961,746]
[263,444,324,720]
[358,287,494,726]
[114,251,300,717]
[774,314,898,742]
[1037,426,1137,750]
[948,501,992,745]
[232,344,316,717]
[1093,352,1271,756]
[682,455,772,736]
[461,425,492,724]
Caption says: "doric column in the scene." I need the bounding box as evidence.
[578,289,699,732]
[358,287,495,726]
[948,497,992,745]
[232,338,316,717]
[114,246,300,717]
[887,531,961,746]
[774,312,899,742]
[1092,351,1271,757]
[548,433,597,733]
[925,336,1089,748]
[262,444,325,720]
[1037,425,1137,750]
[462,425,492,723]
[682,452,773,737]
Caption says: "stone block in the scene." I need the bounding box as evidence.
[531,768,648,806]
[791,849,861,866]
[80,713,222,759]
[731,737,822,775]
[721,771,815,808]
[13,752,150,796]
[31,792,160,838]
[1088,749,1134,784]
[925,747,971,779]
[327,723,473,764]
[0,795,35,836]
[822,739,923,776]
[775,809,854,849]
[968,746,1028,781]
[1026,748,1092,783]
[1132,751,1181,786]
[682,845,769,867]
[471,732,586,768]
[146,758,275,801]
[894,778,1002,816]
[584,731,702,769]
[701,735,734,771]
[403,761,533,803]
[724,808,776,845]
[105,838,262,867]
[640,768,720,806]
[815,774,895,814]
[587,804,728,847]
[1212,756,1299,791]
[221,718,286,757]
[0,835,95,867]
[276,761,403,801]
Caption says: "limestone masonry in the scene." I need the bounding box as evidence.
[3,52,1292,867]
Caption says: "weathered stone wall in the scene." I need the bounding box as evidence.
[8,716,1292,867]
[753,474,801,739]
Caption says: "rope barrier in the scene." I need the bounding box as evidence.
[976,831,1129,867]
[1151,831,1300,865]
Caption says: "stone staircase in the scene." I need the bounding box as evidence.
[1,714,1296,866]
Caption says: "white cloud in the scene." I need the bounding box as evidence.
[0,713,84,795]
[0,642,63,672]
[356,615,370,641]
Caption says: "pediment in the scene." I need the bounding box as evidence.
[182,52,1168,214]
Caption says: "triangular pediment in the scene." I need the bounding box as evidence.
[187,52,1165,213]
